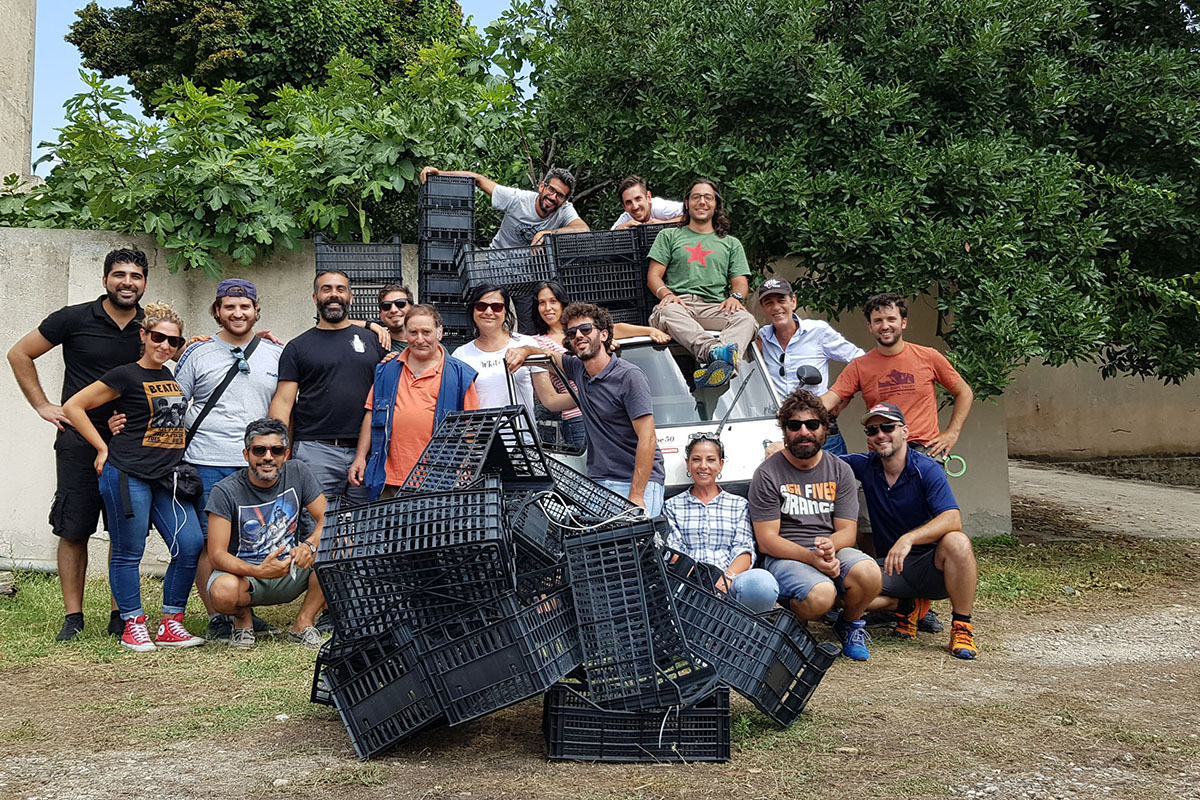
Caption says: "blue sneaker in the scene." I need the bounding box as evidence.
[709,342,738,369]
[834,614,871,661]
[693,360,734,388]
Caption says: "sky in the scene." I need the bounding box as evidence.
[30,0,513,173]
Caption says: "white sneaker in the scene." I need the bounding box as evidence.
[120,615,156,652]
[155,613,205,648]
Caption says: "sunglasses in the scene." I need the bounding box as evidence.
[784,419,823,432]
[378,299,409,311]
[777,352,787,378]
[689,432,721,442]
[863,422,902,437]
[565,322,596,338]
[249,444,288,457]
[474,301,507,314]
[147,330,185,348]
[231,346,251,375]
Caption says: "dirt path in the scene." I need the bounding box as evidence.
[1009,460,1200,539]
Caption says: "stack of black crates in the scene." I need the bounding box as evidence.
[310,407,840,762]
[417,175,477,350]
[313,235,405,324]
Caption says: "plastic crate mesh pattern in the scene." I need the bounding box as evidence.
[419,175,477,209]
[401,407,550,493]
[313,236,404,283]
[456,244,555,294]
[548,229,640,266]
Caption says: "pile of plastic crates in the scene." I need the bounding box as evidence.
[310,407,839,761]
[313,235,404,324]
[417,174,477,348]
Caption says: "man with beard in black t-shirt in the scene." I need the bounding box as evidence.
[269,269,386,508]
[7,248,148,641]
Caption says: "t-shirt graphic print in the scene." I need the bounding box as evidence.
[144,380,187,447]
[236,487,302,564]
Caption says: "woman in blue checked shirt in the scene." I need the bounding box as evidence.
[664,434,780,613]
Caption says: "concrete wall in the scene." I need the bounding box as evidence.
[0,227,418,571]
[1005,359,1200,459]
[758,265,1013,538]
[0,0,35,180]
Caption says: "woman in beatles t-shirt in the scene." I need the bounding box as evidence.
[63,303,206,652]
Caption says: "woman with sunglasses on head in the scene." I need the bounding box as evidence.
[452,284,574,429]
[63,303,206,651]
[664,433,779,613]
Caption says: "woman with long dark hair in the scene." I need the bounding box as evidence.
[63,303,206,652]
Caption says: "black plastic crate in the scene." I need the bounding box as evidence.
[318,625,445,759]
[635,222,681,254]
[456,243,555,294]
[420,208,475,240]
[545,459,639,525]
[661,549,839,726]
[565,522,719,712]
[315,483,515,637]
[401,407,550,493]
[548,229,640,267]
[314,235,404,283]
[544,681,730,763]
[419,174,477,209]
[558,260,649,308]
[417,570,580,726]
[419,239,467,273]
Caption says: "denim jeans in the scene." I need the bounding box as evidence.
[822,431,847,456]
[192,464,240,537]
[596,479,665,517]
[98,463,205,620]
[730,568,780,614]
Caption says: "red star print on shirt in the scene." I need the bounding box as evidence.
[684,240,714,267]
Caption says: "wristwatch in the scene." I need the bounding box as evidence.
[730,292,745,302]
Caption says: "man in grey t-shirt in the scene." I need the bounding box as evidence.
[419,165,589,247]
[749,390,882,660]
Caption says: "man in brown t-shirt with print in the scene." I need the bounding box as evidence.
[821,293,973,461]
[749,390,882,661]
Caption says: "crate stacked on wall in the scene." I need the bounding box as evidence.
[313,235,404,324]
[418,175,477,349]
[310,406,840,762]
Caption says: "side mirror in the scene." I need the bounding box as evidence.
[797,365,823,386]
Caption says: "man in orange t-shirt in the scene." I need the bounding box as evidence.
[822,294,973,460]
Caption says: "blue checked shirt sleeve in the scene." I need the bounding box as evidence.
[725,494,756,568]
[663,495,686,553]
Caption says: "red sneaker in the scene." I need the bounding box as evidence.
[120,615,156,652]
[155,613,205,648]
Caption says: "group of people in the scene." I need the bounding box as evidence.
[10,166,980,664]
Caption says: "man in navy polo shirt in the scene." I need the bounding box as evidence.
[510,301,665,515]
[843,402,979,659]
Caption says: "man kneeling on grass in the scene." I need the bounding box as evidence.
[205,418,328,649]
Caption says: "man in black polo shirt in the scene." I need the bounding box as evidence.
[7,248,148,641]
[268,269,385,508]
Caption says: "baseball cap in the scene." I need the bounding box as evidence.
[756,278,793,300]
[216,278,258,303]
[861,402,906,425]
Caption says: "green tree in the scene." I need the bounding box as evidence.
[67,0,468,114]
[1,39,525,275]
[490,0,1200,397]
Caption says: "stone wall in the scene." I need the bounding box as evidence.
[0,0,36,180]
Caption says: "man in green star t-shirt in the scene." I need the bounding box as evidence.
[647,178,757,388]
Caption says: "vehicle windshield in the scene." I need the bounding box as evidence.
[615,341,779,426]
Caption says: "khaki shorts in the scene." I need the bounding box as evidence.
[208,566,312,607]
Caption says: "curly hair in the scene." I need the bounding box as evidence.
[142,302,184,335]
[863,293,908,320]
[777,389,830,432]
[681,178,731,237]
[561,302,615,354]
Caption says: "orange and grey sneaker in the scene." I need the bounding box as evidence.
[892,598,931,639]
[949,620,977,660]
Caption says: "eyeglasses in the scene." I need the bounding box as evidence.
[565,322,595,338]
[541,183,567,201]
[378,299,409,311]
[784,419,823,432]
[688,192,716,202]
[863,422,902,437]
[474,301,506,314]
[147,330,185,348]
[249,445,288,457]
[231,346,251,375]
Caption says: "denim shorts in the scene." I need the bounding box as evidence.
[764,547,874,601]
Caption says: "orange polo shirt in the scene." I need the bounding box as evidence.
[364,348,479,486]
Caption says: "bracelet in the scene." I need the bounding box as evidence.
[655,286,673,298]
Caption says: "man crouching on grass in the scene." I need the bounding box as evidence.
[205,418,328,649]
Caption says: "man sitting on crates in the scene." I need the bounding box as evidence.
[419,166,590,247]
[647,178,757,388]
[206,418,328,649]
[610,175,684,230]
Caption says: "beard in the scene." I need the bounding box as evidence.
[786,432,825,460]
[106,286,143,310]
[249,462,279,483]
[318,297,348,323]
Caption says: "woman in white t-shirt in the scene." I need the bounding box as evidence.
[451,285,573,436]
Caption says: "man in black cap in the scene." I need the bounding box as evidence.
[843,402,979,659]
[7,248,148,641]
[756,278,864,454]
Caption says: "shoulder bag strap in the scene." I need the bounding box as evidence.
[185,336,261,447]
